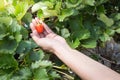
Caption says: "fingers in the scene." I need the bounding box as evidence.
[31,32,46,47]
[31,33,41,45]
[30,23,35,32]
[35,17,53,34]
[32,19,37,26]
[30,17,56,38]
[31,30,40,38]
[39,34,45,38]
[46,33,57,38]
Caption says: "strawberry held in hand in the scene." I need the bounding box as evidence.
[35,23,44,33]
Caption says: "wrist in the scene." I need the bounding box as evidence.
[52,44,73,55]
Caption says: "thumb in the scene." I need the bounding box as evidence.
[30,33,43,46]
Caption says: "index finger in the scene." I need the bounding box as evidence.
[30,23,35,32]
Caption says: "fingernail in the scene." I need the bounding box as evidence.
[30,33,33,36]
[30,23,32,26]
[39,20,43,24]
[32,19,34,21]
[33,30,38,33]
[35,17,38,20]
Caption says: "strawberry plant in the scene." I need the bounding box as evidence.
[0,0,120,80]
[0,0,59,80]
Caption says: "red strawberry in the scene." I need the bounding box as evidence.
[35,23,44,33]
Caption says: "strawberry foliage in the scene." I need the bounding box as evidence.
[0,0,120,79]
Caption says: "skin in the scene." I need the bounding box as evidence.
[30,18,120,80]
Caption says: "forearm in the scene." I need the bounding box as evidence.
[53,46,120,80]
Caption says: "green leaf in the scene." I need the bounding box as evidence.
[49,71,60,79]
[58,8,75,21]
[0,54,18,69]
[14,32,22,43]
[14,2,29,20]
[31,60,52,69]
[42,10,57,18]
[37,9,44,19]
[96,5,105,14]
[0,34,8,40]
[99,13,114,27]
[55,1,61,14]
[81,38,96,48]
[11,67,32,80]
[66,0,82,8]
[79,30,90,40]
[22,12,32,25]
[71,29,90,40]
[113,13,120,21]
[0,39,18,54]
[96,0,108,5]
[69,15,88,39]
[30,50,44,61]
[19,67,32,79]
[0,0,5,10]
[100,33,111,42]
[9,19,21,32]
[0,73,12,80]
[0,23,9,40]
[20,27,28,39]
[69,22,81,33]
[0,17,13,26]
[0,68,14,79]
[5,1,15,15]
[33,68,49,80]
[116,28,120,33]
[82,0,95,6]
[32,1,55,13]
[106,29,115,36]
[115,13,120,20]
[16,40,37,54]
[61,28,70,38]
[67,38,80,48]
[33,1,58,18]
[0,24,7,35]
[32,1,47,13]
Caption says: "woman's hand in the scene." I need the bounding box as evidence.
[30,18,120,80]
[30,18,70,53]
